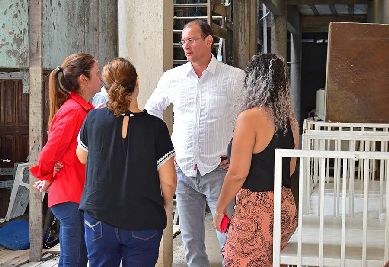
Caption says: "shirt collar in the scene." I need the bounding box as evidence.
[185,54,218,77]
[206,55,218,74]
[69,91,94,111]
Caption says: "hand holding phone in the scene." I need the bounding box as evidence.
[220,214,230,233]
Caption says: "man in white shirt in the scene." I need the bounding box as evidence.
[92,86,108,107]
[145,20,245,267]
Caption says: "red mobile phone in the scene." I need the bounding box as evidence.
[220,214,230,233]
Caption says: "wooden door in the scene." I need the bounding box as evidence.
[0,79,29,216]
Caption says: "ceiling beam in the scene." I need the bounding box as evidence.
[309,4,320,15]
[287,5,300,33]
[288,0,366,5]
[348,4,354,15]
[301,15,366,32]
[262,0,283,16]
[329,4,338,16]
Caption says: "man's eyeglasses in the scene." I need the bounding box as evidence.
[180,37,203,46]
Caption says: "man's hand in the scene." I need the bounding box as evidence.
[219,156,229,170]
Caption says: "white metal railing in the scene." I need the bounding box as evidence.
[303,120,389,192]
[303,119,389,193]
[273,149,389,267]
[303,119,389,133]
[302,131,389,217]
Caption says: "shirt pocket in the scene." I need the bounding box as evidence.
[172,91,194,114]
[206,92,228,120]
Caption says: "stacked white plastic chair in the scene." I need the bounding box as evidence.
[302,131,389,218]
[273,149,389,267]
[272,119,389,267]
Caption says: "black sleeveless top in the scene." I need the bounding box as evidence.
[228,122,294,192]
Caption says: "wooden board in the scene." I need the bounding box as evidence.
[0,247,58,267]
[326,22,389,123]
[0,247,29,266]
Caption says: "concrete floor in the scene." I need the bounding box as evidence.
[21,212,222,267]
[20,172,300,267]
[173,212,222,267]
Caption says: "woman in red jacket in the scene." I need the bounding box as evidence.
[30,53,101,267]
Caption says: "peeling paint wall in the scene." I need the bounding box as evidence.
[0,0,117,69]
[43,0,118,68]
[0,0,29,68]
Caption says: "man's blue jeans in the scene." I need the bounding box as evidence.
[84,212,163,267]
[176,166,234,267]
[51,202,87,267]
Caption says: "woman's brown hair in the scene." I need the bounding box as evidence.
[48,53,96,127]
[103,58,138,116]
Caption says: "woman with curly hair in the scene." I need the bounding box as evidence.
[213,53,299,266]
[76,58,177,266]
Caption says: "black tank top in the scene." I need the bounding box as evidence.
[227,122,294,192]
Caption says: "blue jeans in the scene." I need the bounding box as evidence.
[51,202,87,267]
[84,212,163,267]
[176,166,234,267]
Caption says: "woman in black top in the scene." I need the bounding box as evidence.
[76,58,177,267]
[213,54,299,266]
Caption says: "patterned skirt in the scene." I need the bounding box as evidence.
[222,187,297,267]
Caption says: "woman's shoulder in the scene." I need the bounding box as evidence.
[237,108,274,136]
[144,110,165,124]
[84,107,107,119]
[143,111,170,134]
[55,100,84,119]
[238,107,271,123]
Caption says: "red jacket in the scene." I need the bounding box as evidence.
[30,92,93,207]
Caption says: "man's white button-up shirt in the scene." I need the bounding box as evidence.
[145,56,245,177]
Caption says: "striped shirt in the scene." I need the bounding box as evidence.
[145,56,245,177]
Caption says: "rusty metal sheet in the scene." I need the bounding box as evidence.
[326,22,389,123]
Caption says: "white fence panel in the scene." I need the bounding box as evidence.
[273,150,389,267]
[302,132,389,216]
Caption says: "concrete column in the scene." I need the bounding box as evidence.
[118,0,173,109]
[118,0,129,59]
[290,32,302,125]
[263,4,268,53]
[270,0,287,60]
[118,1,173,266]
[372,0,386,23]
[384,0,389,23]
[233,0,257,69]
[29,0,43,261]
[370,0,389,24]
